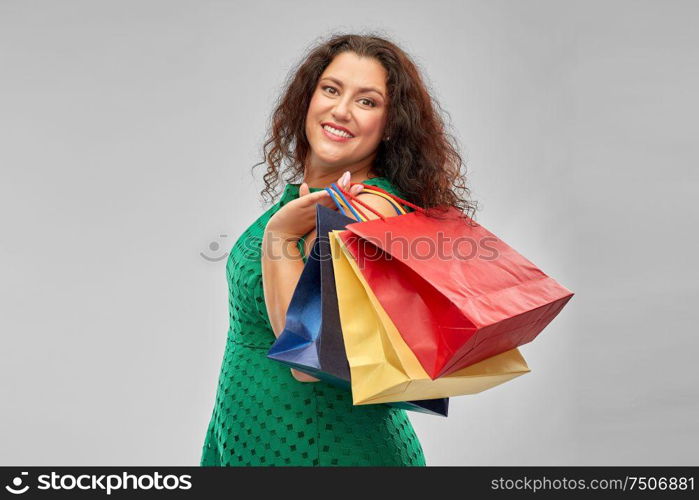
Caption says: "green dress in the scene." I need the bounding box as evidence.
[200,176,426,466]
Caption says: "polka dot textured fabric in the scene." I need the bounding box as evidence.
[200,177,426,466]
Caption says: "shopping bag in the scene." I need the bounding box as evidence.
[332,183,574,379]
[267,203,449,416]
[329,229,530,405]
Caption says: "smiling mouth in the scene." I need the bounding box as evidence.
[322,123,355,139]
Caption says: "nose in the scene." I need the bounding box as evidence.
[332,95,352,122]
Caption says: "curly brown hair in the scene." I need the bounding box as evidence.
[252,31,478,219]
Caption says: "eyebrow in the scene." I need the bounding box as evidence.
[320,76,386,100]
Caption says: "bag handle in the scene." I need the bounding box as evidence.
[357,188,407,215]
[326,184,406,222]
[324,185,371,221]
[349,183,424,213]
[332,182,424,221]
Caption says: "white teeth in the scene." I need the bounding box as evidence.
[323,124,353,138]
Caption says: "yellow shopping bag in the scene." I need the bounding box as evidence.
[329,230,531,405]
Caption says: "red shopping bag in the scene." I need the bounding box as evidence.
[335,183,574,379]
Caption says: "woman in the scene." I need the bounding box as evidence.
[200,33,476,466]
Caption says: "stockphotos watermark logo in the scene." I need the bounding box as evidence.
[4,471,192,495]
[5,472,29,494]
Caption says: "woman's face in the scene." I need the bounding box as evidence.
[304,51,389,171]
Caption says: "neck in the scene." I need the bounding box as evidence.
[302,155,378,189]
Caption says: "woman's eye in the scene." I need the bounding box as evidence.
[322,86,376,107]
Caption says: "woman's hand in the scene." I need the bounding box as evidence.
[265,171,363,242]
[290,368,322,383]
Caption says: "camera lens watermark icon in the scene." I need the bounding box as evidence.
[200,234,230,262]
[5,472,29,495]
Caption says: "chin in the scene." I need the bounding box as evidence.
[314,154,350,168]
[310,144,352,165]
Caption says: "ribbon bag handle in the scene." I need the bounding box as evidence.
[325,185,371,221]
[349,183,424,213]
[329,184,407,219]
[358,188,407,215]
[332,182,425,222]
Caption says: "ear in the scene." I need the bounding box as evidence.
[354,191,403,220]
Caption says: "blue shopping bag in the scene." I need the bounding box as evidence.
[268,204,449,417]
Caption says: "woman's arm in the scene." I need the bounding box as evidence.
[261,177,403,382]
[261,232,304,337]
[262,228,321,383]
[261,174,357,382]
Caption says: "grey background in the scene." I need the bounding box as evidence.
[1,0,697,466]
